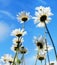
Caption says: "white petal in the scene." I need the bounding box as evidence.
[35,6,44,11]
[35,12,40,16]
[37,22,45,27]
[45,17,51,24]
[33,18,39,24]
[47,45,53,51]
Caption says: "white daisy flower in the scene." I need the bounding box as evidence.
[11,44,19,52]
[17,11,31,23]
[33,6,53,27]
[11,38,23,52]
[19,46,27,54]
[1,54,9,62]
[12,37,24,44]
[11,28,27,37]
[8,56,13,64]
[47,61,57,65]
[34,35,46,49]
[1,54,13,63]
[35,45,53,52]
[37,50,46,61]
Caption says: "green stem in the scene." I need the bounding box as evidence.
[41,61,42,65]
[34,57,37,65]
[12,52,17,65]
[45,59,46,65]
[45,38,50,65]
[22,23,25,29]
[44,22,57,60]
[21,54,25,65]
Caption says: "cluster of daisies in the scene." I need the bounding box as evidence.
[0,6,56,65]
[10,28,27,65]
[17,6,53,27]
[0,28,27,65]
[34,35,53,62]
[11,28,27,53]
[0,54,13,65]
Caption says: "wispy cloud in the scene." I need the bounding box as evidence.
[26,55,36,65]
[0,21,15,41]
[0,10,15,19]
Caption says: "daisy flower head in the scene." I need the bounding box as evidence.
[1,54,9,62]
[1,54,13,63]
[17,11,31,23]
[33,6,53,27]
[47,61,57,65]
[37,50,46,61]
[11,28,27,37]
[19,46,27,54]
[7,55,13,64]
[11,44,19,52]
[12,37,24,44]
[34,35,46,49]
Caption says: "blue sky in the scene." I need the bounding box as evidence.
[0,0,57,65]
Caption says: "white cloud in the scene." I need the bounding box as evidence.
[0,10,15,19]
[0,21,14,41]
[25,55,37,65]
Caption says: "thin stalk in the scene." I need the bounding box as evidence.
[21,54,24,65]
[45,38,50,65]
[12,52,17,65]
[18,37,19,48]
[45,59,46,65]
[47,51,50,65]
[12,37,20,65]
[9,63,11,65]
[41,61,42,65]
[34,58,37,65]
[23,55,25,65]
[44,29,50,65]
[44,22,57,60]
[22,23,25,29]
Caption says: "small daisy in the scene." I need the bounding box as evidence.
[47,61,57,65]
[1,54,9,62]
[33,6,53,27]
[17,11,31,23]
[8,56,13,64]
[37,51,46,61]
[12,37,24,44]
[11,28,27,37]
[34,35,46,49]
[1,54,13,63]
[11,44,19,52]
[19,46,27,54]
